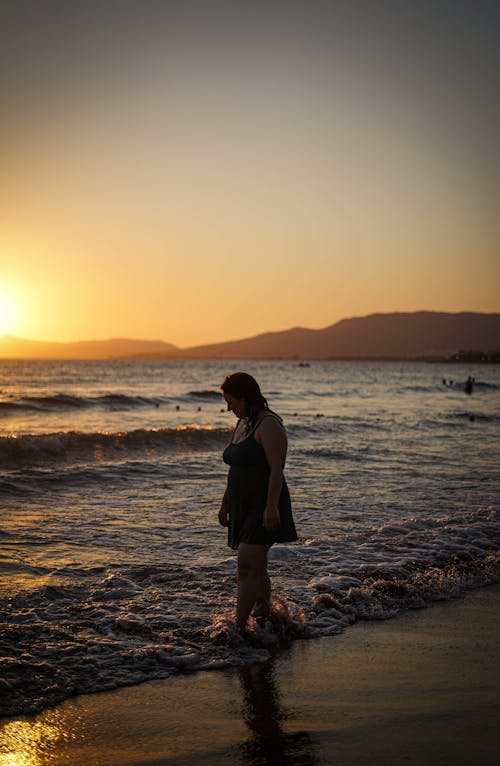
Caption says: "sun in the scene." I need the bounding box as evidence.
[0,288,16,336]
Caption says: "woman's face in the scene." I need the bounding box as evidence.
[223,392,247,419]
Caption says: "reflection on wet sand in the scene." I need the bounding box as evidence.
[235,659,318,766]
[0,710,80,766]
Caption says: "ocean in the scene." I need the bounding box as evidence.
[1,359,499,717]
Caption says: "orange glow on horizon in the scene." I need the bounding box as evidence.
[1,4,498,347]
[0,285,18,336]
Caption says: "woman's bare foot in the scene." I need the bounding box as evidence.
[251,601,271,620]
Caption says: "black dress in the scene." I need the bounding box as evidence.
[222,413,298,550]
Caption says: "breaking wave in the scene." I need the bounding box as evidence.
[0,426,231,468]
[1,506,498,717]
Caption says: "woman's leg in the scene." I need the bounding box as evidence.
[236,543,270,631]
[252,574,271,619]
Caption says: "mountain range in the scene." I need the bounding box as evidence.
[1,312,499,360]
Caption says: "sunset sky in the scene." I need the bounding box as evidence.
[1,0,499,347]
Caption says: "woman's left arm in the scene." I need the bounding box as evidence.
[257,417,288,530]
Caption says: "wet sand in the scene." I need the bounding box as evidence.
[1,585,499,766]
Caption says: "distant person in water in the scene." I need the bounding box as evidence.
[218,372,298,633]
[465,376,474,395]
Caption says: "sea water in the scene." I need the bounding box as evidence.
[0,359,499,716]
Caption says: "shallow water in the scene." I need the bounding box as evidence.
[1,359,499,715]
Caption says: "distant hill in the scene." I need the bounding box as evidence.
[177,312,500,359]
[1,312,498,359]
[0,337,178,359]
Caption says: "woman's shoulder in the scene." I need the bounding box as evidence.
[254,410,287,440]
[261,410,284,425]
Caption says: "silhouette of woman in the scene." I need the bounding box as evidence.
[218,372,297,633]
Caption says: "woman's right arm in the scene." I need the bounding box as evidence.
[218,488,228,527]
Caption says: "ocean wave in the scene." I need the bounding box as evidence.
[1,506,498,717]
[439,380,500,392]
[187,389,223,400]
[428,411,500,427]
[0,426,231,468]
[406,384,443,392]
[302,506,499,627]
[0,393,168,415]
[0,400,44,413]
[445,411,498,422]
[475,381,500,390]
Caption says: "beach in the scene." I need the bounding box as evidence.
[1,584,499,766]
[1,359,499,762]
[2,0,500,758]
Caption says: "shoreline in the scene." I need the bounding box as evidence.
[1,584,499,765]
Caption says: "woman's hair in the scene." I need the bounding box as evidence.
[221,372,269,425]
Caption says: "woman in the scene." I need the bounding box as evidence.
[218,372,297,633]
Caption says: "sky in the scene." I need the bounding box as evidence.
[1,0,499,347]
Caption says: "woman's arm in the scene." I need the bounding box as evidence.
[256,417,287,530]
[218,487,228,527]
